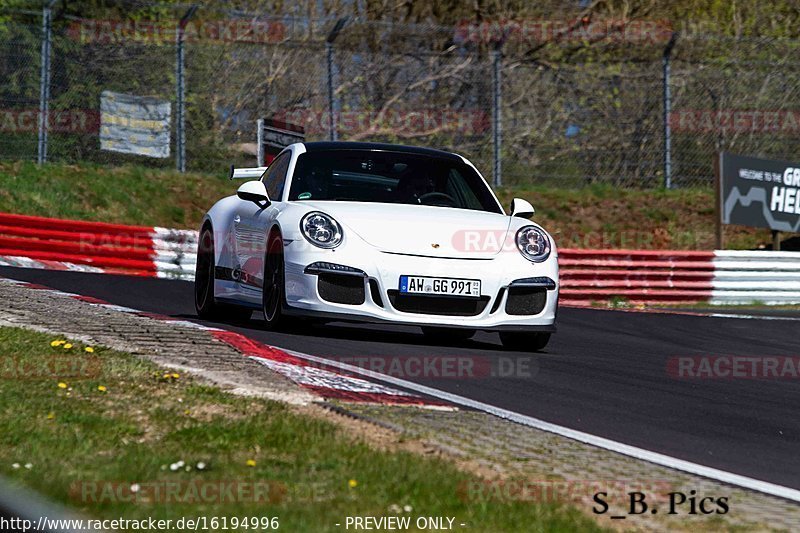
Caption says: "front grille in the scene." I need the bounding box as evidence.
[387,290,489,316]
[505,287,547,315]
[318,273,365,305]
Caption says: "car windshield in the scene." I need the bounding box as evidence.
[288,149,502,213]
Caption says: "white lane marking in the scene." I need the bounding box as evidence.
[280,347,800,503]
[709,313,800,322]
[568,305,800,323]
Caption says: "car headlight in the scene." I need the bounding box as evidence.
[301,211,343,249]
[515,226,551,263]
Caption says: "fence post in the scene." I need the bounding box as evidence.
[175,26,185,172]
[175,6,197,173]
[491,48,502,187]
[37,0,56,165]
[326,42,336,142]
[662,32,678,189]
[326,18,347,142]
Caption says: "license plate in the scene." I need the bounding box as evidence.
[399,276,481,297]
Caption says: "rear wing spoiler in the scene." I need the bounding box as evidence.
[229,165,268,180]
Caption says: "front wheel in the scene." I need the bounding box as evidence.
[262,231,288,331]
[499,332,551,352]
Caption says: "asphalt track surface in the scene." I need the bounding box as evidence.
[2,266,799,491]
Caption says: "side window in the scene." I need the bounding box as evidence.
[446,168,483,210]
[261,153,291,201]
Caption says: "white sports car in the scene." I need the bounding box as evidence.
[195,142,558,351]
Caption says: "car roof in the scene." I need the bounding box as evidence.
[301,141,462,162]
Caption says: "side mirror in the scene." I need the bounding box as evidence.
[237,180,271,206]
[510,198,535,219]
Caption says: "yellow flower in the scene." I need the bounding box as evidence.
[348,479,358,489]
[184,409,190,415]
[46,412,55,420]
[246,459,256,467]
[97,385,107,392]
[84,347,94,353]
[57,382,67,389]
[171,373,180,379]
[62,343,73,350]
[50,340,65,347]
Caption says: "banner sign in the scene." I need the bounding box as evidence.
[260,118,305,163]
[720,152,800,232]
[100,91,171,158]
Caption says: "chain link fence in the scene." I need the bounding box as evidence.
[3,4,800,188]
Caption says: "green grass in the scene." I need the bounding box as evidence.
[0,326,604,531]
[0,160,233,229]
[495,183,774,251]
[651,302,800,312]
[0,160,779,250]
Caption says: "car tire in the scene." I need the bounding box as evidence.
[195,227,252,321]
[499,332,551,352]
[262,230,288,331]
[421,326,475,343]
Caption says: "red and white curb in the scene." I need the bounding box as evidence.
[3,278,441,407]
[0,213,196,280]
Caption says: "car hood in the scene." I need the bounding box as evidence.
[300,201,513,259]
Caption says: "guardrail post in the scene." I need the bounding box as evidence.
[37,0,56,165]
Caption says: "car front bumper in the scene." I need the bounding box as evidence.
[282,239,558,331]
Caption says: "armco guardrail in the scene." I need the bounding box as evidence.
[712,251,800,305]
[0,213,797,306]
[560,249,800,306]
[0,213,196,280]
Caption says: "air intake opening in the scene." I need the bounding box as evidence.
[505,287,547,316]
[318,273,366,305]
[387,291,489,316]
[368,279,384,308]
